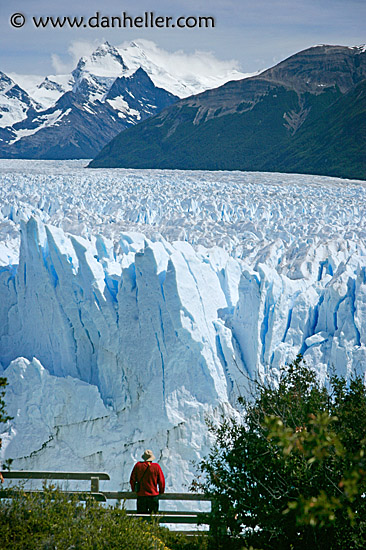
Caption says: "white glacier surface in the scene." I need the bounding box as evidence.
[0,159,366,492]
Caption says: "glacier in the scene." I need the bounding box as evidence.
[1,159,366,492]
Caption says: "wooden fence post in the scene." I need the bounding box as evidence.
[90,477,99,493]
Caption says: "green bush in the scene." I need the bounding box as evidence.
[159,529,208,550]
[195,356,366,550]
[1,376,13,472]
[0,485,206,550]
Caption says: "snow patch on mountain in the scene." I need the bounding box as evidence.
[10,109,71,144]
[0,72,41,128]
[117,39,252,98]
[8,74,73,110]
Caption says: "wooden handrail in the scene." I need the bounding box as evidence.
[1,471,110,481]
[0,489,107,502]
[2,471,110,495]
[126,513,208,524]
[102,491,212,501]
[1,472,212,526]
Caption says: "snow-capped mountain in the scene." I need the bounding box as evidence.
[0,72,41,129]
[0,72,42,154]
[71,42,129,103]
[1,42,179,159]
[89,44,366,180]
[8,73,73,110]
[1,160,366,490]
[117,39,251,98]
[0,41,249,160]
[4,69,177,160]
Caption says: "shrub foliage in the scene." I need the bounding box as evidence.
[195,356,366,549]
[0,485,207,550]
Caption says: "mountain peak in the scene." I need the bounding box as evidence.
[72,42,127,81]
[96,40,113,50]
[92,41,125,63]
[259,44,366,94]
[0,71,15,92]
[38,77,65,93]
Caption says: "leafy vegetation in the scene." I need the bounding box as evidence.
[194,356,366,549]
[268,81,366,180]
[0,376,12,426]
[1,376,13,473]
[0,486,207,550]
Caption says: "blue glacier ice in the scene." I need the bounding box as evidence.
[0,160,366,491]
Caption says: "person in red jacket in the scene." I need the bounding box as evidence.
[130,449,165,513]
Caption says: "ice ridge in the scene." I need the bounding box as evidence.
[1,162,366,490]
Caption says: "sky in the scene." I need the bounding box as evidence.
[0,0,365,76]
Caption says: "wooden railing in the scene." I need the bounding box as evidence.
[104,491,212,526]
[0,470,110,501]
[0,471,212,529]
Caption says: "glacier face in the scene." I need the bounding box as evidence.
[1,160,366,491]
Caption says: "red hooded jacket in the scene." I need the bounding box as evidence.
[130,461,165,496]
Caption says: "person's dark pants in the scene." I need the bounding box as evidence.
[137,495,159,514]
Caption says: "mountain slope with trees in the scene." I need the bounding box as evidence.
[89,45,366,180]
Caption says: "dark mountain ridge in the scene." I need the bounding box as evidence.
[89,45,366,180]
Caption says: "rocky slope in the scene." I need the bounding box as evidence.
[89,45,366,180]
